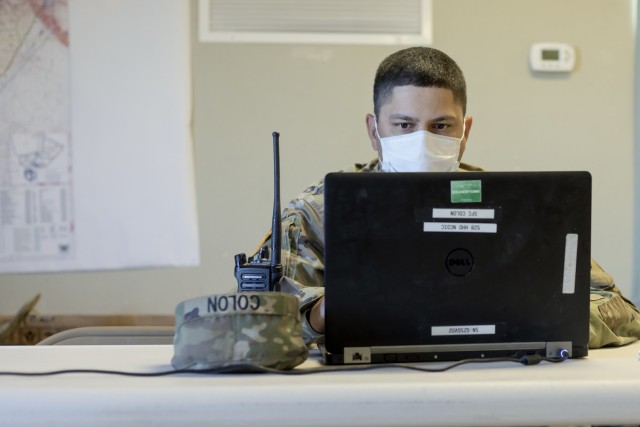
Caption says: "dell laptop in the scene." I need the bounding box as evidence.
[322,171,591,364]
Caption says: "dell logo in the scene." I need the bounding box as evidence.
[445,248,475,276]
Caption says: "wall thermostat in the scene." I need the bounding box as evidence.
[529,43,576,72]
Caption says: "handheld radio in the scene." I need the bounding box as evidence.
[234,132,283,292]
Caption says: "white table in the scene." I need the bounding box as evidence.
[0,343,638,427]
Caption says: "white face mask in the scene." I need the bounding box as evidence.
[374,119,465,172]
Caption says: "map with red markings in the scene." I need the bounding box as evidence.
[0,0,74,262]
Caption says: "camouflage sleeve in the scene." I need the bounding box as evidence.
[280,277,324,344]
[257,179,327,345]
[589,259,640,348]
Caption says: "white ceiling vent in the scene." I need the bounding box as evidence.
[198,0,432,45]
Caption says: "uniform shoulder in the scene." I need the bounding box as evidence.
[459,162,484,172]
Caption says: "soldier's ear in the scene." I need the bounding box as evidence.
[366,114,383,159]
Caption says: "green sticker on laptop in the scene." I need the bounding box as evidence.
[451,180,482,203]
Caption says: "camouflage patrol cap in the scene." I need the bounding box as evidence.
[172,292,307,371]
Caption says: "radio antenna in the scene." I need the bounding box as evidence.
[271,132,281,266]
[270,132,283,289]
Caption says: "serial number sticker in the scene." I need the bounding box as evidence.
[423,222,497,233]
[432,325,496,336]
[432,208,495,219]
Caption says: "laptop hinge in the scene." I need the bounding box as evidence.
[372,342,545,354]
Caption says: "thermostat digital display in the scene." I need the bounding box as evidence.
[530,43,575,72]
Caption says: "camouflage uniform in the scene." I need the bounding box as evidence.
[259,159,640,348]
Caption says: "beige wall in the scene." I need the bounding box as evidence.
[635,0,640,303]
[0,0,637,315]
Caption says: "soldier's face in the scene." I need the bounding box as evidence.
[365,85,472,162]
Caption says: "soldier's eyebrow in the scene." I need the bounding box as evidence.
[429,115,457,123]
[389,114,418,121]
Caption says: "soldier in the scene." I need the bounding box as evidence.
[260,47,640,348]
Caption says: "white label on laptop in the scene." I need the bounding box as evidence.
[432,325,496,336]
[432,208,495,219]
[562,233,578,294]
[423,222,497,233]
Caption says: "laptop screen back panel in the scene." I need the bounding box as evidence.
[323,172,591,362]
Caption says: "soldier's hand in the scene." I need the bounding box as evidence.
[309,296,325,333]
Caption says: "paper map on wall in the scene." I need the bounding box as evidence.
[0,0,199,273]
[0,0,74,265]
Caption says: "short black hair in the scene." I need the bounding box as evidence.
[373,47,467,117]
